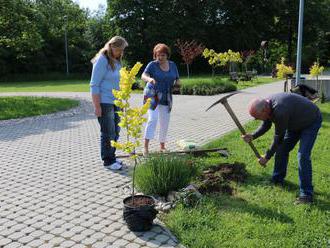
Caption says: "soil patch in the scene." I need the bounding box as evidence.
[125,196,155,207]
[197,162,248,195]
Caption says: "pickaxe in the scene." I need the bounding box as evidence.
[206,92,261,159]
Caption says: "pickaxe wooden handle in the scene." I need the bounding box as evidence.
[221,101,261,159]
[206,92,261,159]
[116,147,228,158]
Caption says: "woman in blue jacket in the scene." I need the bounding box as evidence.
[142,43,180,155]
[90,36,128,170]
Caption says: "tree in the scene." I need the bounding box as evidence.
[0,0,43,75]
[203,48,242,76]
[34,0,91,73]
[309,61,325,102]
[175,39,204,78]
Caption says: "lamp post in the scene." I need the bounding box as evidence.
[295,0,304,85]
[260,40,268,75]
[64,15,69,75]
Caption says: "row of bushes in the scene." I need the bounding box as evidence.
[136,77,237,96]
[179,78,237,95]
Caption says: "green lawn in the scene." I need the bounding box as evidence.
[0,76,279,93]
[0,96,79,120]
[164,103,330,248]
[0,80,90,92]
[236,77,280,90]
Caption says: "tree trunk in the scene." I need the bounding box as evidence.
[186,64,190,78]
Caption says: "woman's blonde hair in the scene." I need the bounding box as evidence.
[91,36,128,70]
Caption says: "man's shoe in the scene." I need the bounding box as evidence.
[294,195,313,205]
[270,179,285,187]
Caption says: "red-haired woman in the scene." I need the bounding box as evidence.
[141,43,180,155]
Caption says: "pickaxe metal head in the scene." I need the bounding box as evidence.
[206,92,239,112]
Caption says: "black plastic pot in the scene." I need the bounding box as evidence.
[123,195,158,232]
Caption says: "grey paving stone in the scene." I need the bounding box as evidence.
[47,236,65,246]
[112,238,129,246]
[81,228,95,237]
[111,229,128,238]
[0,238,12,246]
[7,231,26,240]
[145,241,162,248]
[30,221,47,229]
[80,221,95,228]
[102,235,118,244]
[123,232,138,241]
[81,237,97,246]
[90,232,106,241]
[71,234,86,243]
[49,227,66,235]
[70,245,86,248]
[0,228,16,236]
[3,242,23,248]
[26,239,45,247]
[90,223,105,232]
[61,231,76,239]
[0,218,10,225]
[70,225,86,234]
[141,231,158,240]
[38,244,55,248]
[20,226,36,234]
[18,235,35,244]
[3,220,18,228]
[133,237,147,245]
[92,241,109,248]
[59,240,77,248]
[165,239,177,246]
[154,234,170,243]
[125,243,142,248]
[39,233,55,241]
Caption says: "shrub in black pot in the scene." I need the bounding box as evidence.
[111,62,158,232]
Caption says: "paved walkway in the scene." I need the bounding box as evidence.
[0,81,283,248]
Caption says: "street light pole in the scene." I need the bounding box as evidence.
[295,0,304,85]
[64,15,69,75]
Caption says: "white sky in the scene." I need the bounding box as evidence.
[74,0,107,12]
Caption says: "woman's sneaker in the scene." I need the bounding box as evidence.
[116,159,124,165]
[108,162,123,170]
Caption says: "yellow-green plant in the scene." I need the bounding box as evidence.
[276,57,294,92]
[276,57,294,79]
[310,61,324,78]
[111,62,151,199]
[203,48,242,76]
[310,61,325,102]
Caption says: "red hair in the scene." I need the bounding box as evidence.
[153,43,171,59]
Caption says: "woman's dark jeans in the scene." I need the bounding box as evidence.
[97,104,120,165]
[272,113,322,197]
